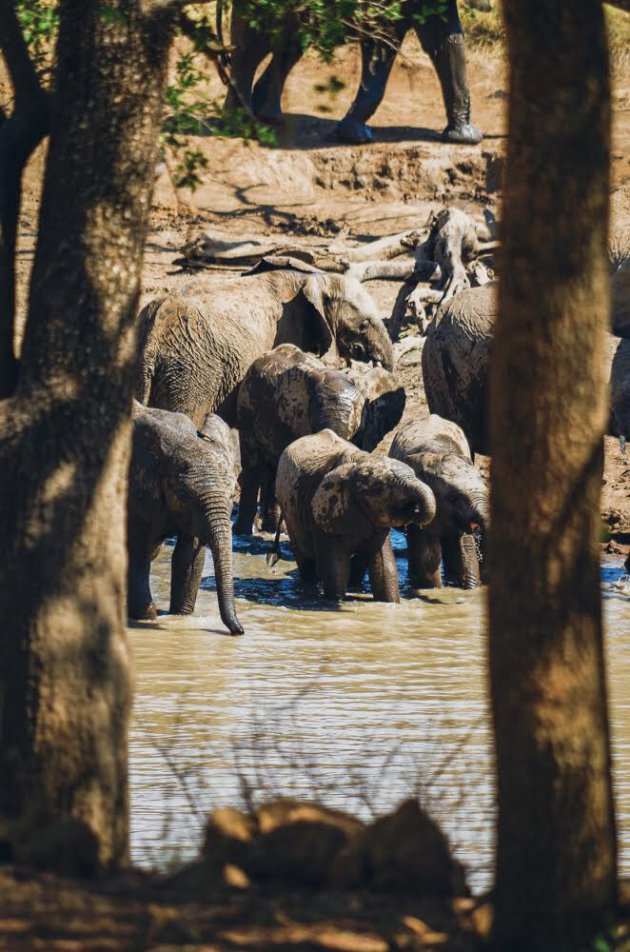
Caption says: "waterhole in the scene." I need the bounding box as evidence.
[128,534,630,893]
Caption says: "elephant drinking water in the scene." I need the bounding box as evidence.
[128,404,243,635]
[275,429,436,602]
[389,414,489,589]
[235,344,406,534]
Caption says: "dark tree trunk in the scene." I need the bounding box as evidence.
[0,2,50,396]
[489,1,618,947]
[0,0,173,867]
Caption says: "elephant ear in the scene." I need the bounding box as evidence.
[197,412,231,450]
[358,387,406,452]
[311,462,362,536]
[197,413,240,484]
[298,275,336,357]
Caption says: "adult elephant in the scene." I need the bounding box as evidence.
[224,0,481,145]
[389,414,489,589]
[422,283,496,456]
[235,344,405,534]
[275,429,436,602]
[610,336,630,449]
[136,261,394,428]
[128,403,243,635]
[422,283,628,458]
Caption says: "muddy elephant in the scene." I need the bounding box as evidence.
[225,0,481,146]
[235,344,406,534]
[389,414,489,589]
[612,258,630,339]
[128,403,243,635]
[275,429,436,602]
[610,336,630,448]
[136,262,394,428]
[422,284,496,456]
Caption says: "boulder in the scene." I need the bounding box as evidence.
[250,799,364,887]
[330,799,467,897]
[201,806,255,868]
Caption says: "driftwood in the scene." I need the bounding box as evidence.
[175,234,321,269]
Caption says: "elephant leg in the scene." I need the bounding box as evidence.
[234,463,261,536]
[367,534,400,603]
[336,32,404,144]
[170,534,206,614]
[260,465,281,533]
[415,1,482,145]
[295,553,318,585]
[348,551,369,591]
[442,533,480,589]
[315,536,351,601]
[407,526,442,589]
[252,40,303,121]
[127,521,158,620]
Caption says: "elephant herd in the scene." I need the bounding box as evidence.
[128,258,495,635]
[128,254,629,636]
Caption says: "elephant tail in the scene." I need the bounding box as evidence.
[266,518,283,568]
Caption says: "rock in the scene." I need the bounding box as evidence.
[251,799,364,887]
[165,858,250,896]
[331,799,467,897]
[201,806,255,867]
[255,798,362,837]
[14,817,100,878]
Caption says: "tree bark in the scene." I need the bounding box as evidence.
[489,1,618,947]
[0,0,173,867]
[0,2,50,396]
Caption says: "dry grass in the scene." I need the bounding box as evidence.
[462,3,630,68]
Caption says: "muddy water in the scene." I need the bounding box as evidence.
[129,534,630,892]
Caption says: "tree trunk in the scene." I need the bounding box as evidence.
[0,1,50,396]
[0,0,173,867]
[489,1,618,947]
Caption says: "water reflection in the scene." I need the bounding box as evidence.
[129,534,629,893]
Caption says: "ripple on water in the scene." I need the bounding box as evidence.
[129,541,629,893]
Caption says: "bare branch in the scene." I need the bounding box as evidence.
[0,2,45,112]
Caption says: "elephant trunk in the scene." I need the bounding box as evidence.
[470,491,490,584]
[202,498,244,635]
[460,534,480,589]
[470,492,490,531]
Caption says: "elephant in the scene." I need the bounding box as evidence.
[128,403,244,635]
[422,284,495,456]
[235,344,406,534]
[389,414,489,589]
[275,429,436,602]
[135,261,395,428]
[225,0,481,146]
[612,257,630,340]
[610,336,630,449]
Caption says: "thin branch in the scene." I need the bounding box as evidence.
[0,96,50,398]
[0,1,45,113]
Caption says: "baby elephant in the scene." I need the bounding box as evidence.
[275,429,436,602]
[128,403,244,635]
[389,414,489,590]
[235,344,405,535]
